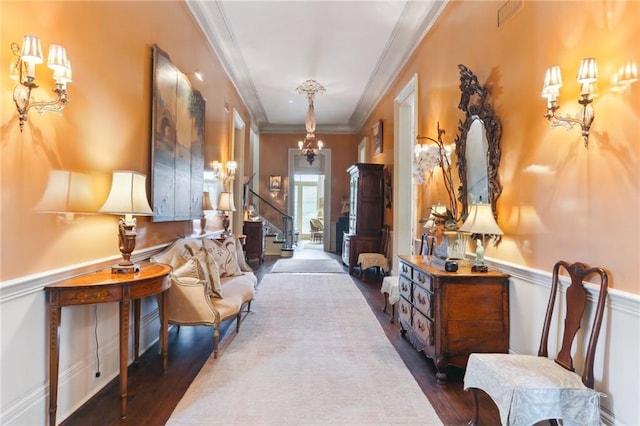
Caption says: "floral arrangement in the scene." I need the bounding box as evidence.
[415,124,461,230]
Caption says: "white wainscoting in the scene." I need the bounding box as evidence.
[0,245,168,425]
[1,248,638,425]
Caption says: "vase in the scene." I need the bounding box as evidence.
[443,231,468,260]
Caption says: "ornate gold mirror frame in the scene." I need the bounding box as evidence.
[454,64,503,221]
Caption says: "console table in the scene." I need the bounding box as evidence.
[398,255,509,382]
[45,261,172,425]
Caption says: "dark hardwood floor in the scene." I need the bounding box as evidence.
[61,247,500,426]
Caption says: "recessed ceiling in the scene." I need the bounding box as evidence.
[187,1,446,133]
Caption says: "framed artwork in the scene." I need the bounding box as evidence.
[269,175,282,192]
[150,44,205,222]
[373,120,383,156]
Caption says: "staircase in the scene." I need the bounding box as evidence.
[245,185,296,257]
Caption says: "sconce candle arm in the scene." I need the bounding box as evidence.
[544,95,594,147]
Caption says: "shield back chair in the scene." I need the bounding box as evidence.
[309,218,323,243]
[357,226,391,279]
[419,232,437,256]
[464,261,609,426]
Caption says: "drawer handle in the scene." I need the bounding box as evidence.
[401,283,409,291]
[402,265,408,273]
[417,294,426,305]
[401,305,409,314]
[418,274,426,284]
[417,320,425,331]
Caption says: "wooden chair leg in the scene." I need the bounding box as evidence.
[246,301,252,312]
[236,311,242,334]
[468,388,479,426]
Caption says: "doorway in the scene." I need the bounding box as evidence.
[294,174,325,240]
[288,148,332,251]
[393,74,418,273]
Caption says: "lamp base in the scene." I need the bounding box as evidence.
[471,265,488,273]
[111,262,141,274]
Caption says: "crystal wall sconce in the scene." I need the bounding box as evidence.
[209,160,237,182]
[541,58,598,147]
[10,35,72,131]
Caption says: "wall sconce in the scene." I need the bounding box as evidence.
[201,191,213,235]
[99,171,153,273]
[216,191,236,236]
[611,61,638,93]
[209,160,237,184]
[34,170,93,222]
[541,58,598,147]
[10,35,72,132]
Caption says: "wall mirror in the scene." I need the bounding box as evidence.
[454,64,503,220]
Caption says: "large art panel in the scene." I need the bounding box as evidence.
[151,44,205,222]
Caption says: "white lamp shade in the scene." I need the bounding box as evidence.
[20,35,44,64]
[47,44,68,71]
[54,60,72,84]
[577,58,598,83]
[459,203,503,235]
[202,192,213,210]
[217,192,236,212]
[99,171,153,216]
[543,66,563,90]
[34,170,94,213]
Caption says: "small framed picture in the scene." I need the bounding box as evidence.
[373,120,383,156]
[269,175,281,192]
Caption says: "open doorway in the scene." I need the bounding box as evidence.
[294,174,325,242]
[288,148,332,251]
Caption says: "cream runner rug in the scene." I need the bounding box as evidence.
[168,273,442,425]
[270,258,345,273]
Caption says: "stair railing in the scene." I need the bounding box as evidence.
[245,186,295,250]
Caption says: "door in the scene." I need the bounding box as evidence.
[294,174,324,239]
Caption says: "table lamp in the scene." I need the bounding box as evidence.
[201,191,213,234]
[99,171,153,273]
[217,191,236,236]
[459,203,503,272]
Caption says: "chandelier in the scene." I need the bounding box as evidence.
[296,79,325,165]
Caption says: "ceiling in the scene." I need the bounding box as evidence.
[187,1,446,134]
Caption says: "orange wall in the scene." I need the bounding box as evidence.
[360,1,639,294]
[258,133,360,222]
[1,1,250,280]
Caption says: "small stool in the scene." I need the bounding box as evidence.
[380,276,400,323]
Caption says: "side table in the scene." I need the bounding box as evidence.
[380,275,399,322]
[45,261,172,425]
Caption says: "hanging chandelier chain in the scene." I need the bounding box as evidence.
[296,79,325,165]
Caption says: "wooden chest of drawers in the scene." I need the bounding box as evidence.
[398,255,510,382]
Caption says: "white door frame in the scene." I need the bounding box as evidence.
[392,74,418,274]
[288,149,332,251]
[231,108,245,235]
